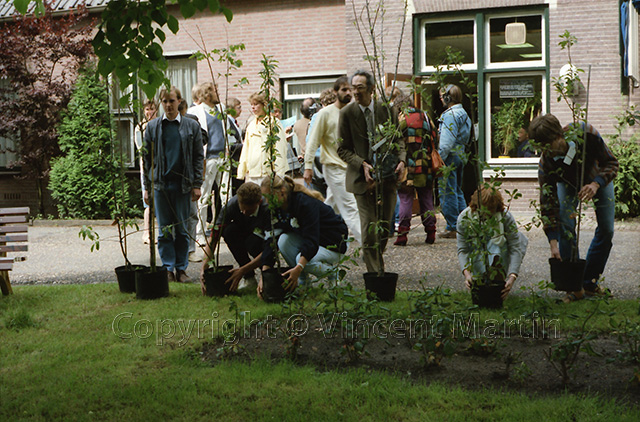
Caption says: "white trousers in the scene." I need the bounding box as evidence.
[323,164,361,244]
[197,156,230,244]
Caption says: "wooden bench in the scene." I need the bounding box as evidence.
[0,207,30,295]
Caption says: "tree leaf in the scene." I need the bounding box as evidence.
[167,14,179,34]
[13,0,30,14]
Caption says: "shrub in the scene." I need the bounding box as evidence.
[608,106,640,219]
[49,65,127,219]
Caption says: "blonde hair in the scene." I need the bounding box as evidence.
[261,175,324,202]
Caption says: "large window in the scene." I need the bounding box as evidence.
[109,56,197,167]
[487,15,543,66]
[486,73,543,161]
[0,77,18,169]
[281,77,339,119]
[416,8,548,167]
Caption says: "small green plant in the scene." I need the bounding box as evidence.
[409,282,459,368]
[465,337,498,357]
[544,299,603,384]
[512,361,533,385]
[5,308,36,331]
[610,317,640,364]
[78,225,100,252]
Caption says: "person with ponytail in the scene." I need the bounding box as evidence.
[259,175,349,295]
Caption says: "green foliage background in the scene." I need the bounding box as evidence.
[608,106,640,219]
[49,66,129,219]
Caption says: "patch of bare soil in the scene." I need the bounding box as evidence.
[201,318,639,408]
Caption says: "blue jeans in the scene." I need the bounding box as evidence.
[439,154,467,231]
[557,181,615,290]
[154,181,192,272]
[277,232,342,282]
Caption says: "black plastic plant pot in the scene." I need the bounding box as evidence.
[471,280,505,309]
[114,265,147,293]
[204,265,234,297]
[549,258,586,292]
[135,267,170,300]
[261,268,290,303]
[363,272,398,302]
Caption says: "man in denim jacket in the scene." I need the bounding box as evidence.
[437,84,472,238]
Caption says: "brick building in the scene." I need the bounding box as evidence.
[1,0,639,216]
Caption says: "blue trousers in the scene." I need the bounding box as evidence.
[557,181,615,289]
[439,154,467,231]
[278,232,342,281]
[154,181,192,272]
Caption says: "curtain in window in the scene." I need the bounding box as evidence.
[166,58,198,106]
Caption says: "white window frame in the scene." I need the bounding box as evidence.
[484,70,547,166]
[484,11,547,71]
[418,16,478,73]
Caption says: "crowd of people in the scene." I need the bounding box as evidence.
[138,71,619,303]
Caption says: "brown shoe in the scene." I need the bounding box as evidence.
[167,270,176,283]
[176,270,190,283]
[438,230,456,239]
[425,231,436,244]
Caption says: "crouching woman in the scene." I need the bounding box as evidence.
[259,175,349,296]
[457,187,528,300]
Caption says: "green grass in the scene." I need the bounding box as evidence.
[0,283,638,421]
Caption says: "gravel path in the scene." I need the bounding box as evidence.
[6,214,640,299]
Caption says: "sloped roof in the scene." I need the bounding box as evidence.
[0,0,109,19]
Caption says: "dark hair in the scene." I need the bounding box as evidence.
[143,98,157,109]
[351,70,375,89]
[300,98,315,119]
[178,99,188,113]
[528,114,564,145]
[333,76,350,92]
[237,182,263,204]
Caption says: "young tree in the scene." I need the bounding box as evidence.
[0,3,93,215]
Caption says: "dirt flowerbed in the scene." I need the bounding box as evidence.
[201,316,640,408]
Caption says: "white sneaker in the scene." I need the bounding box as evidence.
[238,275,258,291]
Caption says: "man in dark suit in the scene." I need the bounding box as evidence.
[337,70,406,274]
[143,86,204,283]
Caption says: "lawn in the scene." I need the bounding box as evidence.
[1,283,638,421]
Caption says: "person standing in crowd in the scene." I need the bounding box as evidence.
[187,83,230,253]
[135,98,158,244]
[199,182,268,294]
[226,97,244,196]
[258,175,349,297]
[529,113,618,302]
[438,84,472,238]
[457,187,528,300]
[337,70,406,274]
[304,76,361,244]
[237,92,290,185]
[391,90,438,246]
[293,97,316,159]
[142,86,204,283]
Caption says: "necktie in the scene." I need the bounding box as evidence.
[364,107,374,140]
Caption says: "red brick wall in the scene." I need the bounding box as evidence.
[0,174,55,217]
[162,0,346,127]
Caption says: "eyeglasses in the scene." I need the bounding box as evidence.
[353,85,369,92]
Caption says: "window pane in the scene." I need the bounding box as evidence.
[489,75,542,158]
[489,15,542,63]
[0,78,18,168]
[166,57,197,106]
[425,20,475,67]
[114,117,135,167]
